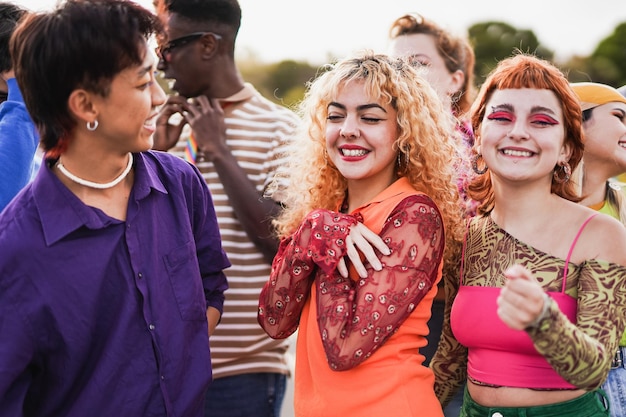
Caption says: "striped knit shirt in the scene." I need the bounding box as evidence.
[169,83,299,379]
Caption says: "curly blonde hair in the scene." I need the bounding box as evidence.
[271,51,466,275]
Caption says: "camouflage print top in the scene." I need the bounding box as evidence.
[430,214,626,407]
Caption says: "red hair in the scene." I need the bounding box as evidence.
[467,54,583,214]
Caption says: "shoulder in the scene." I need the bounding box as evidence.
[0,191,40,260]
[239,86,300,129]
[576,209,626,267]
[398,193,438,209]
[139,151,206,191]
[142,150,196,176]
[390,193,443,224]
[143,149,187,165]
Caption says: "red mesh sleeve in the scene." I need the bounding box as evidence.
[258,209,357,339]
[317,195,445,371]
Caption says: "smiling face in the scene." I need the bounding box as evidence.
[582,102,626,176]
[325,80,399,196]
[91,47,166,153]
[479,88,569,186]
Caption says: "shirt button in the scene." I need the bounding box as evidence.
[138,273,143,279]
[492,413,503,417]
[161,375,165,380]
[149,324,155,330]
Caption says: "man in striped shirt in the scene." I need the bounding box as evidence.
[153,1,299,416]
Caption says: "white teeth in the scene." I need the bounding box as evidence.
[342,149,367,157]
[619,142,626,148]
[502,149,533,157]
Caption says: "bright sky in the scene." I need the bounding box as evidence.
[21,0,625,64]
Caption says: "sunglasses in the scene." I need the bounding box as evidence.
[156,32,222,62]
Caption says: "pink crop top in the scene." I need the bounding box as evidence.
[450,214,597,389]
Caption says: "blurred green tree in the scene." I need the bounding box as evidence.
[159,20,626,109]
[468,21,554,86]
[239,58,319,108]
[567,22,626,87]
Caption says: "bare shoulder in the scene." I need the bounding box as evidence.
[578,209,626,267]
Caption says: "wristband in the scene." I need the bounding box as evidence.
[526,292,552,330]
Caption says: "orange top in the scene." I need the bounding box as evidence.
[293,178,444,417]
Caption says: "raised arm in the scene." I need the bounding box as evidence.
[258,209,358,339]
[316,195,445,371]
[526,260,626,389]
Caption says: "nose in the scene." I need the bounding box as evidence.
[507,119,530,140]
[151,78,167,107]
[157,56,168,72]
[340,115,360,139]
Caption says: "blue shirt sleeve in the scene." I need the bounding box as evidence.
[0,78,39,212]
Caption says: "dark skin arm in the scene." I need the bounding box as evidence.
[153,95,189,151]
[167,95,280,262]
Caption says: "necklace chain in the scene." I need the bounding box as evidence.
[56,153,133,190]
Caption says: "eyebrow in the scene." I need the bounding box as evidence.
[137,63,154,78]
[328,102,387,113]
[491,103,557,115]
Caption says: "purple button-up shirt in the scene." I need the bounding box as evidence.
[0,151,230,417]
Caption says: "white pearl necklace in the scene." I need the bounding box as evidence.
[56,153,133,189]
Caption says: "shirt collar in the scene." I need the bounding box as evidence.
[6,78,25,103]
[347,177,416,213]
[218,83,256,107]
[33,152,168,245]
[132,152,168,199]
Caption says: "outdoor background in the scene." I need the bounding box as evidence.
[15,1,626,416]
[21,0,626,108]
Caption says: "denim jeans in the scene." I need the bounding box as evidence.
[602,364,626,417]
[204,372,287,417]
[444,384,465,417]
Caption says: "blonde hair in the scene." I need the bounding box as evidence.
[271,51,465,275]
[574,172,626,225]
[606,183,626,225]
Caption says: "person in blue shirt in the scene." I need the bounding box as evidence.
[0,1,230,416]
[0,2,38,211]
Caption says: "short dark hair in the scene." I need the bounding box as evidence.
[0,2,27,73]
[165,0,241,36]
[11,0,162,154]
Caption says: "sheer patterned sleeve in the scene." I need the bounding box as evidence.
[430,249,468,407]
[258,209,358,339]
[316,195,445,371]
[527,260,626,389]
